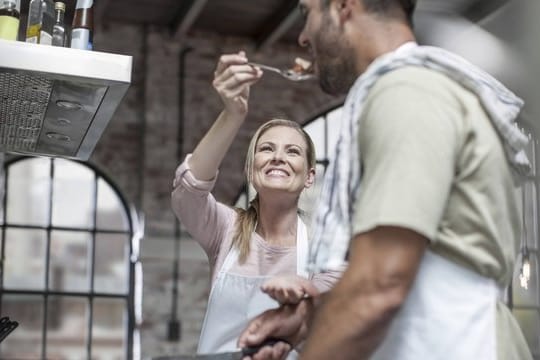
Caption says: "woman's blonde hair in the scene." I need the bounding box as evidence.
[232,119,316,263]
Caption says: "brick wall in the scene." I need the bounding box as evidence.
[86,22,342,358]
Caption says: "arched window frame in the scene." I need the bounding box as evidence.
[0,156,143,360]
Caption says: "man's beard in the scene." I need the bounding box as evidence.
[318,60,355,95]
[314,16,356,95]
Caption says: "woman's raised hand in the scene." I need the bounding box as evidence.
[213,51,262,118]
[261,275,320,305]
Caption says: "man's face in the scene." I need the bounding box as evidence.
[298,0,356,95]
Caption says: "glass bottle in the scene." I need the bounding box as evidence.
[25,0,40,42]
[51,1,65,46]
[0,0,20,41]
[70,0,93,50]
[25,0,55,45]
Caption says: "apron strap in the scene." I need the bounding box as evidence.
[221,244,240,274]
[296,217,310,278]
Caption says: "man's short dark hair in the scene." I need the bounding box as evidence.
[320,0,416,26]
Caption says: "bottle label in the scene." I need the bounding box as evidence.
[70,28,90,50]
[26,23,40,43]
[0,16,19,41]
[52,25,65,47]
[40,30,52,45]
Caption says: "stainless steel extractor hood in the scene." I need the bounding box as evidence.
[0,39,132,160]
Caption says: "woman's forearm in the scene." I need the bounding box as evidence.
[189,110,245,181]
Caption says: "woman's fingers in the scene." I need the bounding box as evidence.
[214,64,260,91]
[214,51,261,90]
[213,65,261,115]
[214,51,247,77]
[287,287,306,304]
[262,284,305,305]
[212,51,264,116]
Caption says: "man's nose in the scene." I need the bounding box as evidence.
[298,29,308,48]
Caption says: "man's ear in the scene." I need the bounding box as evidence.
[334,0,354,23]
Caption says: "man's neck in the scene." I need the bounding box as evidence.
[352,21,416,75]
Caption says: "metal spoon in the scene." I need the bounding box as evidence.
[248,62,315,82]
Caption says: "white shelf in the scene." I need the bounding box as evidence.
[0,39,132,160]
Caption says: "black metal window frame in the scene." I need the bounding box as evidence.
[0,156,138,360]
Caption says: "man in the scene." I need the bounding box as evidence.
[238,0,533,359]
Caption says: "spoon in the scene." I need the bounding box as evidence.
[248,62,315,82]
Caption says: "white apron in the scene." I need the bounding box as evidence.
[197,217,309,357]
[371,250,502,360]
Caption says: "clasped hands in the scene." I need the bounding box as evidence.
[237,275,320,360]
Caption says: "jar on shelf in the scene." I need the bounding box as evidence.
[52,1,66,47]
[70,0,93,50]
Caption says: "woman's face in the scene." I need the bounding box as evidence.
[251,126,315,197]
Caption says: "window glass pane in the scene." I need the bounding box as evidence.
[513,251,539,306]
[512,309,540,357]
[522,181,538,248]
[235,192,248,210]
[326,107,344,158]
[97,178,129,231]
[0,294,44,359]
[237,184,257,207]
[94,233,129,294]
[248,184,256,203]
[303,117,326,159]
[523,131,536,175]
[46,296,88,360]
[93,298,127,360]
[6,158,50,226]
[299,163,326,225]
[0,229,3,266]
[3,228,47,290]
[52,159,95,229]
[49,231,91,292]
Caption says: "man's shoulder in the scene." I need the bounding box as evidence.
[373,66,459,92]
[368,66,473,110]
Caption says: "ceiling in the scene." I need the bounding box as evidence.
[20,0,510,51]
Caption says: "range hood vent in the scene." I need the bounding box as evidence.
[0,39,132,160]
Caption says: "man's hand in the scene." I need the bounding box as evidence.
[238,297,318,360]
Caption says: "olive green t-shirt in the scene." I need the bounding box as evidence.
[351,66,531,359]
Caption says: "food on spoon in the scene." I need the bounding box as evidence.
[290,57,314,75]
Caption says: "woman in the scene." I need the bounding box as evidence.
[171,51,341,355]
